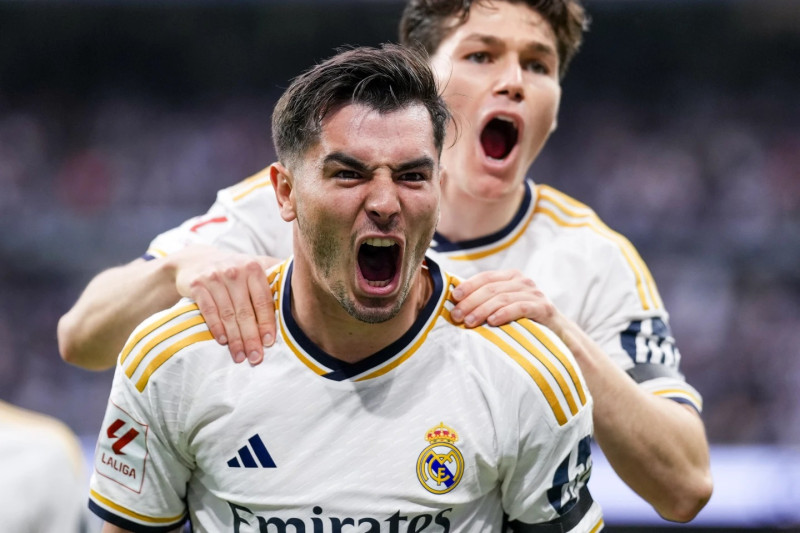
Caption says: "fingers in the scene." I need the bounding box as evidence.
[450,270,554,328]
[183,253,278,365]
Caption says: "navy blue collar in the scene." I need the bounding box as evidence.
[281,257,446,381]
[431,180,533,253]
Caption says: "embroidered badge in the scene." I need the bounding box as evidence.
[94,402,148,493]
[416,422,464,494]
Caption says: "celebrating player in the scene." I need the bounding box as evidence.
[60,0,711,522]
[88,44,603,532]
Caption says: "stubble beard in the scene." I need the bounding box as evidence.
[297,210,421,324]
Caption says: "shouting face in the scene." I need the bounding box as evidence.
[431,1,562,201]
[276,103,441,324]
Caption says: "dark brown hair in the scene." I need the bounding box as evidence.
[399,0,589,79]
[272,44,451,167]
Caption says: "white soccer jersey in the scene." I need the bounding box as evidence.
[146,171,701,412]
[89,258,603,533]
[0,401,87,533]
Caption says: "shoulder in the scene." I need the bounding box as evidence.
[437,275,591,429]
[534,184,664,310]
[117,300,219,394]
[217,167,277,207]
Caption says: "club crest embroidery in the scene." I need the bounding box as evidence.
[416,422,464,494]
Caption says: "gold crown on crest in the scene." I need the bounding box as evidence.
[425,422,458,444]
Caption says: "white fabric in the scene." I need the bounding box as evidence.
[146,172,700,411]
[89,259,602,532]
[0,401,86,533]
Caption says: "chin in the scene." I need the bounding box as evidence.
[348,303,401,324]
[465,172,521,201]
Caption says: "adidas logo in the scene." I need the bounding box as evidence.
[227,434,276,468]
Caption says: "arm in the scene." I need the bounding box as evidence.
[450,270,712,522]
[58,244,279,370]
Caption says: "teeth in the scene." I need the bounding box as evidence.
[495,115,517,130]
[364,238,395,247]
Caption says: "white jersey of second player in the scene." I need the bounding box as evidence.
[89,258,603,532]
[146,169,701,412]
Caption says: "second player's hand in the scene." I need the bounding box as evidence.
[449,269,566,336]
[168,245,281,364]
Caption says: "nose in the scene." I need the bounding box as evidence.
[365,175,401,227]
[494,59,524,102]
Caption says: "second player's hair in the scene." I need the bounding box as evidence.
[271,43,451,167]
[399,0,589,79]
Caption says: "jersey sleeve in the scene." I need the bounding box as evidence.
[580,234,703,413]
[488,320,604,532]
[144,169,294,260]
[88,304,210,532]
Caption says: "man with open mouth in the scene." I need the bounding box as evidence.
[61,0,711,523]
[87,44,602,533]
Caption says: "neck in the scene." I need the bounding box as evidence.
[436,180,528,242]
[288,264,433,364]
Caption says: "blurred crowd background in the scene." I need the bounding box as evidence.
[1,0,799,528]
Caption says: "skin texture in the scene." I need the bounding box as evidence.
[271,103,440,361]
[431,1,561,240]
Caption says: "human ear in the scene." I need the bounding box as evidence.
[270,162,297,222]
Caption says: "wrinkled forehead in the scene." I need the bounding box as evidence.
[299,103,439,172]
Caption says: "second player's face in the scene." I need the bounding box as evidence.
[430,1,562,199]
[291,103,440,324]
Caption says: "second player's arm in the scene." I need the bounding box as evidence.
[57,257,182,370]
[550,315,712,523]
[57,244,279,371]
[449,270,712,522]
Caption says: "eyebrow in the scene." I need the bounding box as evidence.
[323,152,436,174]
[462,33,556,57]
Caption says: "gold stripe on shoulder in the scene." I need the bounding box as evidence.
[135,330,214,392]
[475,325,568,425]
[124,314,206,379]
[516,319,588,406]
[89,489,185,524]
[591,517,605,533]
[231,168,273,202]
[535,186,662,310]
[440,304,567,426]
[499,322,582,416]
[120,303,199,365]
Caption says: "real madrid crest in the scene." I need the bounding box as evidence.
[416,422,464,494]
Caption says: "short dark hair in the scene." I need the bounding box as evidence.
[399,0,589,79]
[272,44,451,167]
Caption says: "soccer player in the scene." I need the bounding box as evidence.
[88,44,603,532]
[0,400,87,532]
[60,0,712,522]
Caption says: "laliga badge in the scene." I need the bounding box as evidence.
[95,402,148,493]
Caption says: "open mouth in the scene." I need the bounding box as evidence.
[357,238,400,288]
[480,117,518,160]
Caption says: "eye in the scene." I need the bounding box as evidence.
[523,59,550,75]
[399,171,428,182]
[334,169,361,180]
[465,51,492,64]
